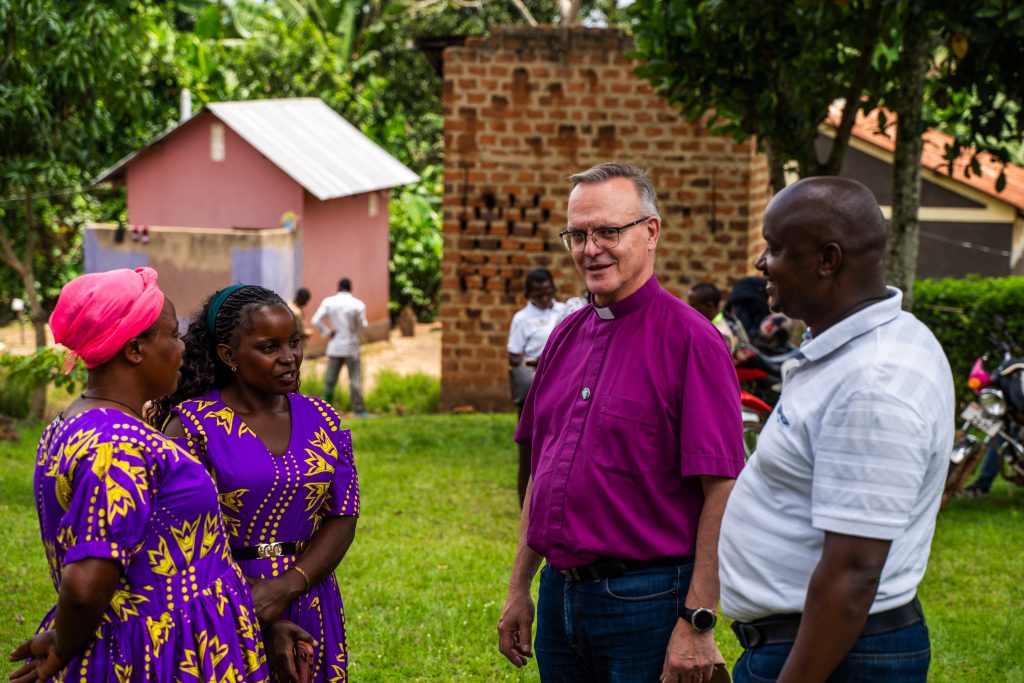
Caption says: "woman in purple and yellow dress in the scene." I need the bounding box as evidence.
[9,268,276,683]
[150,285,359,683]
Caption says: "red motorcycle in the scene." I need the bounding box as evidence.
[740,385,772,459]
[735,343,800,459]
[942,316,1024,506]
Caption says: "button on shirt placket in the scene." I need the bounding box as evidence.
[546,318,616,569]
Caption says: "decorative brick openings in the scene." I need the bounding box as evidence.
[440,26,769,411]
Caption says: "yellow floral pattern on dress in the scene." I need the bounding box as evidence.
[200,512,221,558]
[29,409,271,682]
[206,407,235,435]
[310,427,337,458]
[109,589,149,620]
[173,393,358,683]
[181,632,230,677]
[105,452,148,524]
[147,535,178,577]
[62,427,100,467]
[146,612,174,658]
[218,488,248,512]
[55,472,72,511]
[303,450,334,478]
[170,517,200,564]
[237,604,263,674]
[304,481,331,513]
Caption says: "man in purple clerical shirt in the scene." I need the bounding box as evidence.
[497,162,745,683]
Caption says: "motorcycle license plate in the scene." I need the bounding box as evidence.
[961,402,1002,438]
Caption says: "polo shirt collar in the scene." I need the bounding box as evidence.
[799,286,903,362]
[591,274,660,320]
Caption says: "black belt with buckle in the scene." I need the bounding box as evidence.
[232,541,305,561]
[559,556,693,581]
[731,597,924,649]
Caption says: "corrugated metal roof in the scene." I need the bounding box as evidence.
[95,98,419,200]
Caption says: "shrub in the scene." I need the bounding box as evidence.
[298,373,350,412]
[913,276,1024,397]
[0,364,34,419]
[365,369,439,416]
[0,349,85,419]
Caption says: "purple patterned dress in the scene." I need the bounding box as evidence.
[172,391,359,683]
[32,408,269,683]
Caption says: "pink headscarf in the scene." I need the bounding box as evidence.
[50,267,165,371]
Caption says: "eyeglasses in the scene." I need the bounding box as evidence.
[559,216,651,252]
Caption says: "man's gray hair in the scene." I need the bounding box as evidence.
[569,162,660,219]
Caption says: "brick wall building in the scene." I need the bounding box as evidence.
[440,26,770,411]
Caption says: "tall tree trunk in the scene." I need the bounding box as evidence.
[23,196,48,418]
[0,195,49,419]
[819,0,884,176]
[765,139,788,193]
[887,8,937,310]
[558,0,582,25]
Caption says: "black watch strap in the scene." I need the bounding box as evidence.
[680,606,717,632]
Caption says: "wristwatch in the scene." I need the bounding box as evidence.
[680,606,717,633]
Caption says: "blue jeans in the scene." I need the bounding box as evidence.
[733,621,930,683]
[536,560,693,683]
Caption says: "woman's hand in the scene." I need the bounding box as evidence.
[9,559,121,682]
[262,619,317,683]
[249,573,305,624]
[8,630,65,683]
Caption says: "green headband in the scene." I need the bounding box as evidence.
[206,284,248,333]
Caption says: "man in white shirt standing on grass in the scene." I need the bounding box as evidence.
[312,277,369,416]
[718,176,954,683]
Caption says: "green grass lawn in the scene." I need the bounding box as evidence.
[2,414,1023,681]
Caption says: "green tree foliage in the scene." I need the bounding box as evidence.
[2,0,630,334]
[389,165,443,320]
[169,0,624,320]
[629,0,893,190]
[0,0,170,416]
[629,0,1024,303]
[913,276,1024,395]
[927,2,1024,188]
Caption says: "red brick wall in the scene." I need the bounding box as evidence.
[440,26,769,411]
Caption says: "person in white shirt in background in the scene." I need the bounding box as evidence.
[507,268,565,507]
[312,277,369,416]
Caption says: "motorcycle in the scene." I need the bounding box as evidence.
[740,390,772,459]
[735,342,801,459]
[942,316,1024,506]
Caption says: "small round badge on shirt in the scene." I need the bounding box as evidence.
[581,387,591,401]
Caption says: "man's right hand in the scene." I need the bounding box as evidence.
[497,589,535,667]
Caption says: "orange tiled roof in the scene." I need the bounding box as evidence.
[825,103,1024,211]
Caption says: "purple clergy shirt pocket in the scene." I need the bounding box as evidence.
[594,394,674,474]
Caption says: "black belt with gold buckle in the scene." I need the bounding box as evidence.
[731,597,924,649]
[559,556,693,581]
[232,541,305,561]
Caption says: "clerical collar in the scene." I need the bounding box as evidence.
[590,275,660,321]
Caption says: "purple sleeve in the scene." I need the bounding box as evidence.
[60,440,152,567]
[677,330,746,478]
[323,427,360,517]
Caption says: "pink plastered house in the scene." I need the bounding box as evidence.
[90,98,418,345]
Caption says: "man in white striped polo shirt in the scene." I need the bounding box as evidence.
[718,177,954,683]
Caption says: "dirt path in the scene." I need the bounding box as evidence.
[303,322,442,391]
